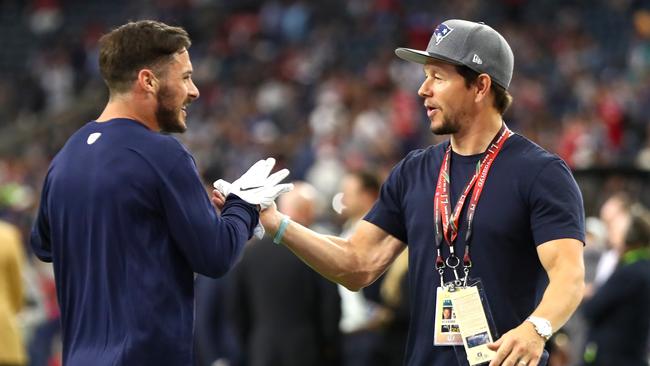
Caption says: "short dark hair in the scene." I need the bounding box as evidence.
[98,20,191,94]
[455,65,513,115]
[350,170,381,197]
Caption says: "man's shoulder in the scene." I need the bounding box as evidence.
[505,133,566,170]
[400,142,447,167]
[55,119,190,172]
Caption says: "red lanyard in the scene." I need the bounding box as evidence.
[434,125,512,272]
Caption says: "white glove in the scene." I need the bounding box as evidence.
[213,179,265,239]
[213,158,294,239]
[214,158,293,209]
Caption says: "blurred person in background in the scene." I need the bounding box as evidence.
[228,182,340,366]
[336,170,384,366]
[581,205,650,366]
[193,273,242,366]
[371,249,410,366]
[257,19,585,366]
[0,217,27,366]
[589,192,632,294]
[29,20,290,366]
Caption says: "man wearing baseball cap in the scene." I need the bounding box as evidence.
[257,19,585,366]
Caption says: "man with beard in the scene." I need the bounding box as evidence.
[30,20,291,366]
[258,19,585,366]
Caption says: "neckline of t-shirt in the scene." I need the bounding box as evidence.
[90,118,150,130]
[450,149,482,163]
[446,134,517,164]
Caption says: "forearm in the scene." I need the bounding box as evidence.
[266,212,374,290]
[531,261,584,331]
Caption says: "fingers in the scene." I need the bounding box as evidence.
[274,183,294,195]
[487,338,502,351]
[211,189,226,210]
[501,350,523,366]
[488,334,543,366]
[213,179,231,195]
[236,159,267,189]
[256,157,276,183]
[264,168,290,187]
[489,337,513,366]
[239,158,277,190]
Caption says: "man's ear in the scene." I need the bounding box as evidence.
[474,74,492,103]
[137,69,158,94]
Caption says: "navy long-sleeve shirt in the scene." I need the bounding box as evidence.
[30,118,258,365]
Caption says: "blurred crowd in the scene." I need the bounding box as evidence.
[1,0,650,365]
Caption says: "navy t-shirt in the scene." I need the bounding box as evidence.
[30,118,259,366]
[365,133,585,365]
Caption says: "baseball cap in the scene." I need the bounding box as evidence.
[395,19,514,89]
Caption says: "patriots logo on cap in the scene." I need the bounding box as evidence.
[434,24,454,45]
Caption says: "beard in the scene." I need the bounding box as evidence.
[156,84,187,134]
[431,114,461,135]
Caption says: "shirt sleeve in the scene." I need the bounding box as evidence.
[528,158,585,246]
[160,151,259,278]
[30,171,53,262]
[364,156,409,243]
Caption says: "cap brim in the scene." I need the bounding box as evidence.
[395,47,462,66]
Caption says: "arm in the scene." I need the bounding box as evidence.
[489,238,584,366]
[162,153,258,278]
[531,238,585,329]
[261,206,406,291]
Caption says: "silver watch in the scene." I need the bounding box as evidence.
[526,316,552,341]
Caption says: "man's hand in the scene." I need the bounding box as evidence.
[488,321,545,366]
[213,158,293,210]
[213,158,293,239]
[211,189,226,211]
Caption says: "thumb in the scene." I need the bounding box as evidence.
[272,183,294,196]
[258,184,294,210]
[487,337,502,351]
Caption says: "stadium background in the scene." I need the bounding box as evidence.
[0,0,649,365]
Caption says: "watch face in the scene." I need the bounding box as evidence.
[539,323,552,336]
[528,317,552,338]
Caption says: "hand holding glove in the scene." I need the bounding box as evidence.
[213,158,293,210]
[213,158,293,239]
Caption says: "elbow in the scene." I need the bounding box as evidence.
[201,245,244,278]
[338,250,386,291]
[339,272,376,292]
[193,232,247,279]
[340,281,364,292]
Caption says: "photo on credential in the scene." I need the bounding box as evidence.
[466,331,490,348]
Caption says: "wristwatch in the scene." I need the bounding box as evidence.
[526,316,552,341]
